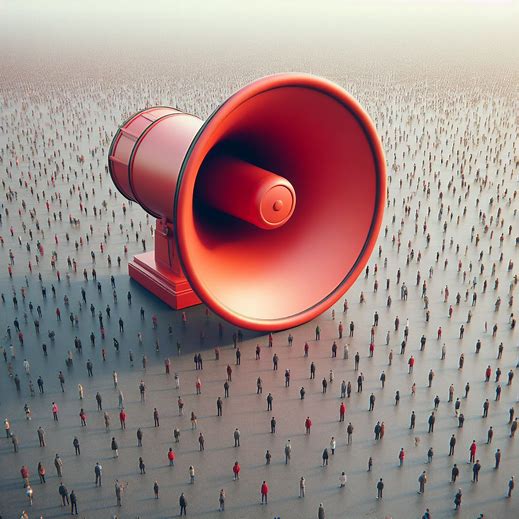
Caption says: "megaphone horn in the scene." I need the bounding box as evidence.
[108,73,386,331]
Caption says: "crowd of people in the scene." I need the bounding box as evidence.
[0,44,518,519]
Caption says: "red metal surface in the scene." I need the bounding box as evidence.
[197,156,296,230]
[108,73,386,331]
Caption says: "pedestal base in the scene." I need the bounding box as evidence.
[128,251,201,309]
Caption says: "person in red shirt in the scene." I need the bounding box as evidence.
[408,356,415,374]
[261,481,269,503]
[119,409,127,429]
[339,402,346,422]
[398,448,405,466]
[168,447,175,466]
[233,461,240,480]
[485,366,492,382]
[79,409,87,426]
[469,440,477,463]
[20,465,29,486]
[305,417,312,434]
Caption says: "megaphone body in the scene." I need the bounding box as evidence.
[108,74,386,331]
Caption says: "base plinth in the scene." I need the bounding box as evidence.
[128,251,201,309]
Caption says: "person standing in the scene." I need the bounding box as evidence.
[20,465,29,487]
[418,471,427,494]
[427,447,434,464]
[111,437,118,458]
[73,436,80,455]
[451,464,459,483]
[449,434,456,456]
[469,440,477,463]
[399,448,405,467]
[115,480,123,506]
[339,402,346,422]
[472,460,481,482]
[347,422,353,444]
[94,462,102,486]
[285,440,292,464]
[119,408,126,429]
[219,488,225,511]
[52,402,59,421]
[410,411,416,430]
[495,448,501,469]
[96,392,102,411]
[508,476,515,498]
[322,448,329,466]
[168,447,176,465]
[261,481,269,504]
[70,489,78,515]
[299,476,305,497]
[318,502,326,519]
[54,454,63,477]
[376,478,384,499]
[37,426,45,447]
[330,436,336,455]
[234,428,241,447]
[428,412,435,433]
[36,462,45,484]
[265,450,272,465]
[58,482,69,506]
[233,461,240,480]
[454,488,462,510]
[154,481,159,499]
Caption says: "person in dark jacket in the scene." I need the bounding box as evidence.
[454,488,462,510]
[179,492,187,515]
[451,464,459,483]
[70,489,78,515]
[58,482,69,505]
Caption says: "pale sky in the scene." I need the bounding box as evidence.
[1,0,518,71]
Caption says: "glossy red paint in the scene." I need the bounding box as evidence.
[109,73,386,331]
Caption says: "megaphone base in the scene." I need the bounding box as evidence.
[128,251,201,309]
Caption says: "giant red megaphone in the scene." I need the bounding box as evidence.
[108,74,386,331]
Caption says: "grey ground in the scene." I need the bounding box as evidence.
[0,14,518,519]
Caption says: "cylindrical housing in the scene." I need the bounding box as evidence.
[109,107,203,220]
[109,108,295,229]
